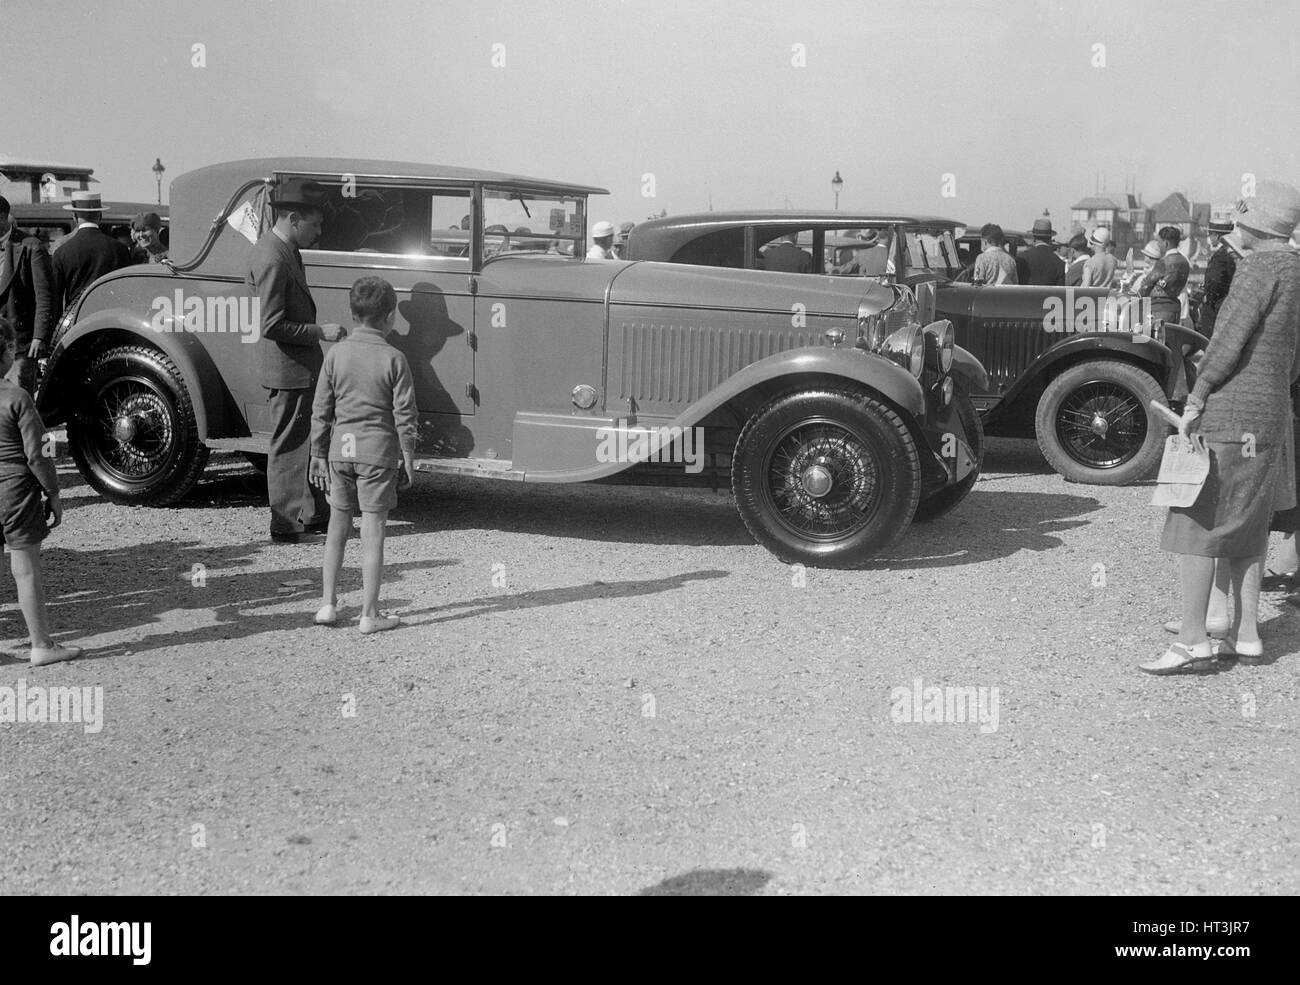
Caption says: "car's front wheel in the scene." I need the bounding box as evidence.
[732,388,922,567]
[1034,360,1168,485]
[67,344,209,505]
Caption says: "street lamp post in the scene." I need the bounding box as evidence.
[152,158,166,205]
[831,170,843,210]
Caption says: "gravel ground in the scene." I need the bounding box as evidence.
[1,438,1297,895]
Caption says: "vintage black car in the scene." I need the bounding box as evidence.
[627,212,1208,485]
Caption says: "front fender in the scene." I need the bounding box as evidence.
[1000,332,1173,407]
[950,344,989,394]
[680,345,927,422]
[518,346,926,482]
[38,309,232,438]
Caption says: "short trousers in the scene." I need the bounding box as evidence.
[0,466,49,550]
[328,461,399,513]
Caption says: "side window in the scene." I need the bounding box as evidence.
[482,188,586,258]
[291,176,471,257]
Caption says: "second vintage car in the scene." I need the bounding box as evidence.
[627,211,1208,485]
[37,159,987,567]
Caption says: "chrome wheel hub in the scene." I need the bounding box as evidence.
[800,462,834,498]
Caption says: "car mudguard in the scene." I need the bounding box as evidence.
[519,346,927,483]
[38,308,232,439]
[995,332,1173,409]
[950,344,988,394]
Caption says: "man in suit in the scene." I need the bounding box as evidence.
[1014,217,1066,286]
[1197,219,1237,336]
[50,191,131,317]
[247,178,346,543]
[0,195,54,393]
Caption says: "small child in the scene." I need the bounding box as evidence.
[0,316,80,665]
[308,277,417,634]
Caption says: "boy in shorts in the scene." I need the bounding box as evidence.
[308,277,418,634]
[0,316,81,664]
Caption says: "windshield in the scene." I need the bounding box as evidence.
[483,188,586,257]
[902,229,962,278]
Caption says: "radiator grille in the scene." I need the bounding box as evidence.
[619,321,815,404]
[980,319,1055,393]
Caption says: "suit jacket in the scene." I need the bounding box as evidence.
[51,224,130,315]
[0,225,54,346]
[246,230,323,389]
[1014,243,1065,286]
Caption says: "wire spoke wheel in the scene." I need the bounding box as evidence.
[67,345,208,505]
[1056,380,1148,469]
[732,388,921,566]
[765,420,882,541]
[1035,360,1168,486]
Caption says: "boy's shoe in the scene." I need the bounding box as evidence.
[359,612,401,635]
[30,644,82,667]
[315,603,338,626]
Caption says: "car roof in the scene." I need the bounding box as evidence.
[180,158,609,197]
[628,210,959,258]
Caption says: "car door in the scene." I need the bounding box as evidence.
[274,177,478,455]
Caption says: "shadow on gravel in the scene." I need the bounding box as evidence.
[398,570,730,624]
[877,489,1103,568]
[638,868,771,896]
[980,437,1055,478]
[0,539,457,664]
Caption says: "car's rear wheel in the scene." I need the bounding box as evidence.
[732,388,921,567]
[1035,360,1168,485]
[913,388,984,522]
[67,344,209,505]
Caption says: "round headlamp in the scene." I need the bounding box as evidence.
[908,324,925,378]
[923,319,955,373]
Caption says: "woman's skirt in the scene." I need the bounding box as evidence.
[1163,435,1295,557]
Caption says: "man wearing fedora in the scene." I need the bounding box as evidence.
[50,191,130,318]
[1014,217,1065,286]
[1080,226,1118,288]
[0,195,55,393]
[1197,219,1238,336]
[247,178,345,543]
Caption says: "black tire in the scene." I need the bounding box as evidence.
[913,388,984,522]
[1035,360,1168,485]
[67,344,209,505]
[732,388,922,567]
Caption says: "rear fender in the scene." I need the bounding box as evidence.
[38,310,233,438]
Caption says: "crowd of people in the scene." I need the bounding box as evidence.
[967,214,1239,333]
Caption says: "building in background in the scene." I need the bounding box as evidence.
[0,156,96,205]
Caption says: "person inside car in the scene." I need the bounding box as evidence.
[762,232,813,273]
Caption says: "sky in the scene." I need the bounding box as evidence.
[3,0,1298,229]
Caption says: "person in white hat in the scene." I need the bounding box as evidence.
[1080,226,1117,288]
[1145,178,1300,675]
[587,221,617,260]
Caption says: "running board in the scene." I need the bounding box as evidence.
[414,457,524,481]
[205,436,270,455]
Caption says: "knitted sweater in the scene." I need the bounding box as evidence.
[1191,247,1300,442]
